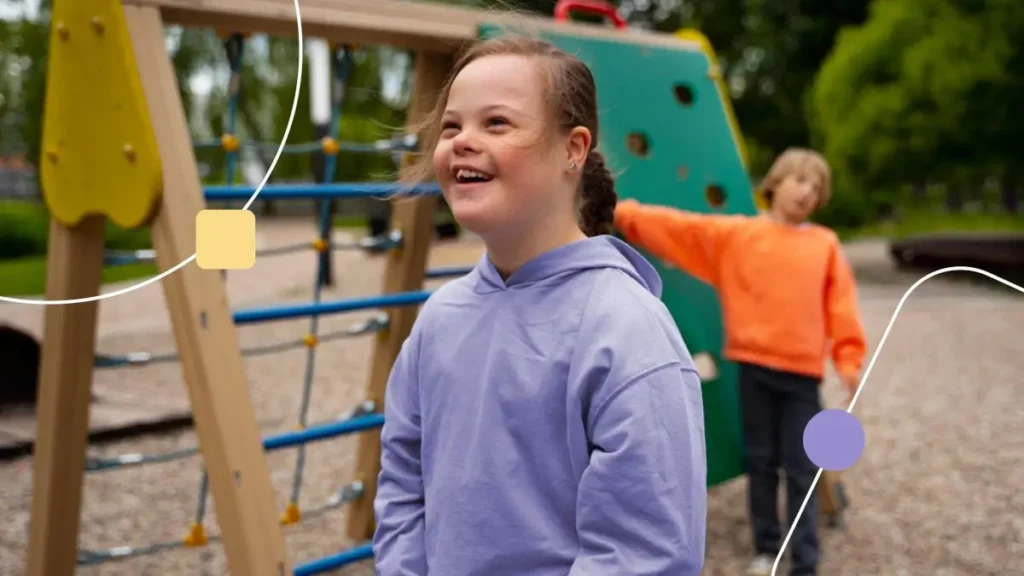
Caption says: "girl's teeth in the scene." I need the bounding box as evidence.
[457,169,489,181]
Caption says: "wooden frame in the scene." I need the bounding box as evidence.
[26,1,697,574]
[346,50,452,542]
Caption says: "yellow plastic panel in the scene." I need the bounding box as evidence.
[41,0,162,229]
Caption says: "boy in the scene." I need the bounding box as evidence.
[613,148,866,576]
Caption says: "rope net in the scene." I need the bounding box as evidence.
[75,35,441,573]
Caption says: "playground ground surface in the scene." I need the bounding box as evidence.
[0,218,1021,575]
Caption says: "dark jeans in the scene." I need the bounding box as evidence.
[738,362,822,576]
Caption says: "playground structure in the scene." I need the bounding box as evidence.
[22,0,849,574]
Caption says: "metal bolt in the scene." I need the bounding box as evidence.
[91,17,105,35]
[123,144,136,163]
[45,149,58,164]
[56,22,69,41]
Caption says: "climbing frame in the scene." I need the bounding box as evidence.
[27,1,761,574]
[479,20,757,486]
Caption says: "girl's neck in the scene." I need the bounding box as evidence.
[485,220,587,280]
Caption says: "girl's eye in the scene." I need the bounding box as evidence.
[487,117,509,127]
[440,121,459,134]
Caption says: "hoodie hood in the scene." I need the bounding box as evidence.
[471,235,662,298]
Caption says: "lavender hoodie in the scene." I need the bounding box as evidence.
[372,235,707,576]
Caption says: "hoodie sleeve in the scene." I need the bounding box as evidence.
[613,199,744,287]
[825,240,867,379]
[372,329,427,576]
[570,362,707,576]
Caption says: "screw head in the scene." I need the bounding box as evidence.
[91,17,105,35]
[56,22,69,41]
[123,144,137,163]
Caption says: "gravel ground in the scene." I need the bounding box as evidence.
[1,224,1022,575]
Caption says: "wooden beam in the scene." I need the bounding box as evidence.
[818,470,844,516]
[123,0,703,53]
[346,49,451,543]
[124,6,292,575]
[25,215,107,576]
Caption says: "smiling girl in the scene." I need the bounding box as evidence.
[370,35,708,576]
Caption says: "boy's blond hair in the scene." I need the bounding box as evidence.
[758,147,832,210]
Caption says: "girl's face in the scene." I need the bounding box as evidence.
[771,169,822,224]
[432,54,573,241]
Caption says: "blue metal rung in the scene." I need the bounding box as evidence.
[85,412,383,473]
[204,182,441,201]
[263,414,384,451]
[233,290,432,325]
[193,135,418,155]
[295,543,374,575]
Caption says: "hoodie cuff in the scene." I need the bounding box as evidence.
[613,199,639,231]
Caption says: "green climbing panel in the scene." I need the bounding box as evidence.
[479,24,756,487]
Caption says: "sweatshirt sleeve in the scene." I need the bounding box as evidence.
[613,199,743,286]
[570,363,707,576]
[372,330,427,576]
[825,241,867,379]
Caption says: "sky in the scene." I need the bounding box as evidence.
[0,0,37,21]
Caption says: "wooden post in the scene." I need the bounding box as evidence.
[25,216,107,576]
[346,50,453,542]
[818,470,844,516]
[123,6,292,575]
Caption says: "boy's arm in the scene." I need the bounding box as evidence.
[372,332,427,576]
[570,363,707,576]
[825,240,867,382]
[613,199,741,286]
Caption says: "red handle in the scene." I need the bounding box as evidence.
[554,0,628,30]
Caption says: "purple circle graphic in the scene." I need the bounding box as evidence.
[803,409,865,471]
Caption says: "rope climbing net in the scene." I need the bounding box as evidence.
[77,33,466,575]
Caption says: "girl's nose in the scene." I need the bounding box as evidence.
[452,131,479,154]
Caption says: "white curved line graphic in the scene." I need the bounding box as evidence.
[0,0,305,306]
[774,266,1024,575]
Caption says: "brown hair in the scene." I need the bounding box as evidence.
[404,35,617,237]
[758,147,833,209]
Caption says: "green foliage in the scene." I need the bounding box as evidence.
[731,0,870,161]
[0,254,156,298]
[0,200,48,258]
[0,201,150,260]
[809,0,1020,224]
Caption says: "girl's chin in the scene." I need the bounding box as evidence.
[449,203,509,236]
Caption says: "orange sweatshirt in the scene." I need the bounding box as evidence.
[614,200,866,380]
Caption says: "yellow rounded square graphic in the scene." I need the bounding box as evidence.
[196,210,256,270]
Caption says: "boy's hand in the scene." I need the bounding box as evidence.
[840,371,861,404]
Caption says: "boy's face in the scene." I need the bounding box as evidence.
[771,170,822,223]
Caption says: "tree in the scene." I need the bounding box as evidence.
[809,0,1015,223]
[729,0,870,174]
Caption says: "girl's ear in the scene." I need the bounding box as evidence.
[565,126,591,171]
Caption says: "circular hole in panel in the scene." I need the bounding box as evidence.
[705,184,727,209]
[626,132,650,157]
[674,84,694,106]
